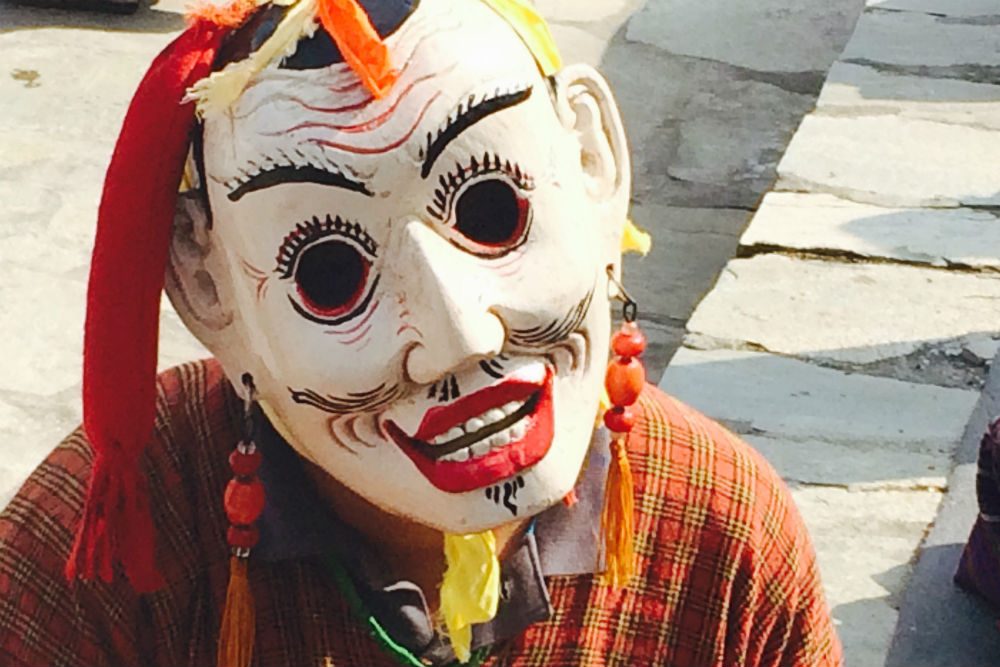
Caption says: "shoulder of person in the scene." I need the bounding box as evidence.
[630,383,815,575]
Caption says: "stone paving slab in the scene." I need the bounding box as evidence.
[866,0,1000,16]
[842,9,1000,68]
[792,485,944,667]
[776,115,1000,208]
[742,192,1000,270]
[624,0,863,73]
[627,205,746,319]
[660,347,977,485]
[817,62,1000,130]
[685,255,1000,365]
[748,435,947,489]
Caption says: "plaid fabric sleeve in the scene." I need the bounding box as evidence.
[648,391,843,667]
[0,429,142,667]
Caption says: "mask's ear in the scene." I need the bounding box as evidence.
[551,64,630,211]
[166,189,235,348]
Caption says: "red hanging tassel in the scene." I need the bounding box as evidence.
[599,321,647,589]
[66,20,230,591]
[218,436,264,667]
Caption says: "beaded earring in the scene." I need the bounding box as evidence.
[600,270,646,589]
[218,374,265,667]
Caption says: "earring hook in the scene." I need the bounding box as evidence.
[606,266,638,323]
[240,373,258,453]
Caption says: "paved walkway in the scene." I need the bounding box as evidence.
[658,1,1000,664]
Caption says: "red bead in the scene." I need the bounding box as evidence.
[603,406,635,433]
[227,525,260,550]
[605,357,645,407]
[229,448,262,477]
[612,322,647,358]
[224,478,266,526]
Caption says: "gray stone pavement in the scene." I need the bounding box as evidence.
[597,0,865,381]
[659,1,1000,664]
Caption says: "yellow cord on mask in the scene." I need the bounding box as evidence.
[480,0,562,76]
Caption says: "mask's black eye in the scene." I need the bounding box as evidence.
[294,240,370,318]
[454,178,530,251]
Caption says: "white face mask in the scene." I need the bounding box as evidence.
[169,0,631,533]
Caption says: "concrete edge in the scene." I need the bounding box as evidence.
[885,347,1000,667]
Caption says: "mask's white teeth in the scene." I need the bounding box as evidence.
[440,447,472,463]
[430,426,464,446]
[469,439,492,459]
[429,400,531,446]
[435,414,531,463]
[502,400,522,416]
[509,421,527,442]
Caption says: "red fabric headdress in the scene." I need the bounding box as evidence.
[66,16,239,592]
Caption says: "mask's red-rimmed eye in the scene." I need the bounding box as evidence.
[454,178,530,252]
[294,239,370,319]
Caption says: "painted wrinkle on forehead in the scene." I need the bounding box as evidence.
[237,14,463,166]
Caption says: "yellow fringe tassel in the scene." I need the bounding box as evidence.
[621,218,652,256]
[600,435,635,589]
[187,0,319,118]
[217,556,255,667]
[440,531,501,663]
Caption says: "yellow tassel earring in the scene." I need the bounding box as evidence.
[600,269,645,589]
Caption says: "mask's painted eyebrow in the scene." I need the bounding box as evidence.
[227,164,373,202]
[421,85,533,178]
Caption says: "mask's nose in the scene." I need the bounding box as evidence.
[397,221,506,385]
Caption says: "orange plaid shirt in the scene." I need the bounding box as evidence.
[0,359,841,666]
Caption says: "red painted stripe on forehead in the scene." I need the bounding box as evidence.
[305,90,441,155]
[273,71,436,136]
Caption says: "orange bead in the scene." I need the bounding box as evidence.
[611,322,647,358]
[603,405,635,433]
[605,357,645,407]
[224,478,266,526]
[229,448,262,477]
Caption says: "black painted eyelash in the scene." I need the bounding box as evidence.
[275,215,378,278]
[426,152,535,222]
[421,85,533,177]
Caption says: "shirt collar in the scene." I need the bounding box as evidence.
[253,415,609,662]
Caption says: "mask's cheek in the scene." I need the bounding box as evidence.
[211,231,403,421]
[487,192,606,328]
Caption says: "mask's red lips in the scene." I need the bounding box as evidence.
[385,368,555,493]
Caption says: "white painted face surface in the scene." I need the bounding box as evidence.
[176,0,628,533]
